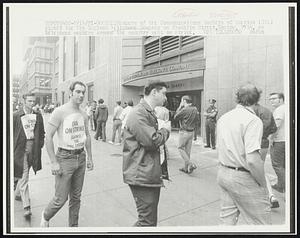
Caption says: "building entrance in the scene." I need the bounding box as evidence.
[166,90,202,134]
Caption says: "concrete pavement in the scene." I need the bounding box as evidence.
[13,114,286,228]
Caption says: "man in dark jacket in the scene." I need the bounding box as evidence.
[174,95,199,174]
[253,102,279,209]
[123,80,171,226]
[94,98,108,142]
[13,93,45,218]
[204,99,218,149]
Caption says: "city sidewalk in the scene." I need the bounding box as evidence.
[13,115,286,228]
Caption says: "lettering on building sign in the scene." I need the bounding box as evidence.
[166,83,185,89]
[125,61,204,82]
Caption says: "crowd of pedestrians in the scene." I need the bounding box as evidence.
[13,79,286,227]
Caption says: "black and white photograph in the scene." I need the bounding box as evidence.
[3,3,296,235]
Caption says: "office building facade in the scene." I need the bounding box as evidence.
[54,36,122,114]
[20,37,59,105]
[122,35,284,137]
[12,74,21,102]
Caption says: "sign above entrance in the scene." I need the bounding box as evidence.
[165,77,204,93]
[123,60,205,83]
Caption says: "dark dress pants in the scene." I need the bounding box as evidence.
[129,185,161,226]
[205,120,216,147]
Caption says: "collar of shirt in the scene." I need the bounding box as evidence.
[142,98,155,112]
[236,104,255,114]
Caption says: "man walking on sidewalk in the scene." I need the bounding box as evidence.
[217,83,271,225]
[204,99,218,149]
[14,93,45,218]
[269,93,286,193]
[123,80,171,226]
[94,98,108,142]
[174,95,199,174]
[40,81,94,227]
[108,101,123,145]
[253,96,279,209]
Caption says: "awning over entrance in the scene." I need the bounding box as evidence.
[122,60,205,87]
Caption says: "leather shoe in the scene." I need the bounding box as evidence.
[270,195,280,208]
[204,145,210,148]
[187,164,197,174]
[24,207,32,218]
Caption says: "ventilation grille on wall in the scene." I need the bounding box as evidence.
[145,40,159,60]
[181,36,203,48]
[161,36,179,54]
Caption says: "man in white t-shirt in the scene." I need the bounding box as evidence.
[269,93,285,193]
[40,81,94,227]
[217,83,271,225]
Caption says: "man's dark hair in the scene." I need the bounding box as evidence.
[182,95,192,104]
[93,100,97,103]
[144,80,167,96]
[98,98,104,104]
[270,92,284,101]
[69,81,86,92]
[236,83,261,106]
[210,99,216,103]
[22,93,35,100]
[127,100,133,106]
[116,101,121,106]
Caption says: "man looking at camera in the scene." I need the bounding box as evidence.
[40,81,94,227]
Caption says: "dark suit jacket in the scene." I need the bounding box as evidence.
[13,109,45,178]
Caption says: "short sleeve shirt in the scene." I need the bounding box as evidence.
[273,104,285,142]
[217,105,263,170]
[48,105,87,150]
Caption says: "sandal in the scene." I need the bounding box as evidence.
[270,195,280,209]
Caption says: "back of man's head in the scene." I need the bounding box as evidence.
[98,98,104,104]
[182,95,192,104]
[236,83,261,106]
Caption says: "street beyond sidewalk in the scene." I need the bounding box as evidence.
[13,115,286,228]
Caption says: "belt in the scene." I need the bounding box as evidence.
[58,147,84,155]
[220,163,249,172]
